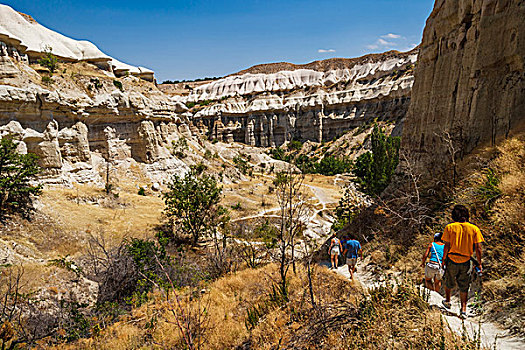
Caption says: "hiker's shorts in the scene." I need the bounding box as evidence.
[346,258,357,268]
[444,259,472,293]
[425,262,443,281]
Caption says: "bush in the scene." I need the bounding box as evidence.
[41,75,53,85]
[0,137,42,218]
[314,155,353,176]
[268,147,287,161]
[477,168,502,214]
[171,137,189,158]
[112,80,123,92]
[90,78,103,90]
[233,154,251,175]
[163,168,227,245]
[38,46,58,73]
[230,202,242,210]
[288,139,303,151]
[137,187,146,196]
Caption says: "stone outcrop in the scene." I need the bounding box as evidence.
[402,0,525,177]
[0,4,154,81]
[180,50,417,146]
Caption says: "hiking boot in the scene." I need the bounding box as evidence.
[442,300,451,309]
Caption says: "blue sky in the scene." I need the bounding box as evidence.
[3,0,434,82]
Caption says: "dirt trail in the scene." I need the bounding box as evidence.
[331,261,525,350]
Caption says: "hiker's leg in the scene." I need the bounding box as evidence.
[334,253,338,268]
[425,278,433,290]
[330,255,335,268]
[443,261,456,302]
[434,279,442,292]
[445,287,452,302]
[459,292,468,313]
[457,262,472,313]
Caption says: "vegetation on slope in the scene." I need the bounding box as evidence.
[339,132,525,336]
[55,264,483,350]
[0,137,42,219]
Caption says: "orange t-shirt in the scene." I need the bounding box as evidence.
[442,222,484,263]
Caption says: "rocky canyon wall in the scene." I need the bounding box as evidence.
[177,51,417,147]
[402,0,525,177]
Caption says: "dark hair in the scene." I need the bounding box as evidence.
[452,205,469,222]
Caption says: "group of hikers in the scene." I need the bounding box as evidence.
[329,204,484,319]
[328,235,362,280]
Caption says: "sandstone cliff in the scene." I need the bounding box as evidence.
[174,50,417,147]
[402,0,525,178]
[0,4,154,81]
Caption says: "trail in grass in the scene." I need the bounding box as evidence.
[331,261,525,350]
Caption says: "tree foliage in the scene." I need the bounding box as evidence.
[272,167,308,300]
[353,126,400,196]
[163,168,227,245]
[0,137,42,218]
[38,46,58,74]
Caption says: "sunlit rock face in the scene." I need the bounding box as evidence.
[0,4,154,81]
[402,0,525,177]
[179,50,417,146]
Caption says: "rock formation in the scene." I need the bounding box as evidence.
[178,51,417,147]
[402,0,525,178]
[0,4,154,81]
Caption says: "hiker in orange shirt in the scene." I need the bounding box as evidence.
[441,205,484,319]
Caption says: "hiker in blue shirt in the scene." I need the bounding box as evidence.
[343,236,362,280]
[421,233,445,292]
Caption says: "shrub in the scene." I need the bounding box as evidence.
[288,139,303,151]
[163,168,227,245]
[230,202,242,210]
[137,187,146,196]
[233,154,251,175]
[90,78,103,90]
[112,80,123,92]
[41,75,53,85]
[268,147,287,161]
[38,46,58,73]
[477,168,502,203]
[0,137,42,218]
[314,155,353,176]
[171,137,189,158]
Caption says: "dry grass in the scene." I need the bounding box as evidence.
[55,263,481,350]
[0,184,164,259]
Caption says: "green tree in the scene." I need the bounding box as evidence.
[163,168,227,245]
[38,46,58,74]
[353,126,400,196]
[315,155,353,176]
[0,137,42,218]
[331,186,362,232]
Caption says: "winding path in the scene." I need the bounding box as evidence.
[332,261,525,350]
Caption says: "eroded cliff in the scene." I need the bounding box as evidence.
[402,0,525,178]
[167,50,417,147]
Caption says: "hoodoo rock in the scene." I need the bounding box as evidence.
[177,51,418,146]
[402,0,525,177]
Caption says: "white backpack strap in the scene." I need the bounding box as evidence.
[431,243,442,265]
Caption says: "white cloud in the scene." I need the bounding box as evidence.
[366,44,379,50]
[378,38,396,46]
[381,33,401,39]
[318,49,336,53]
